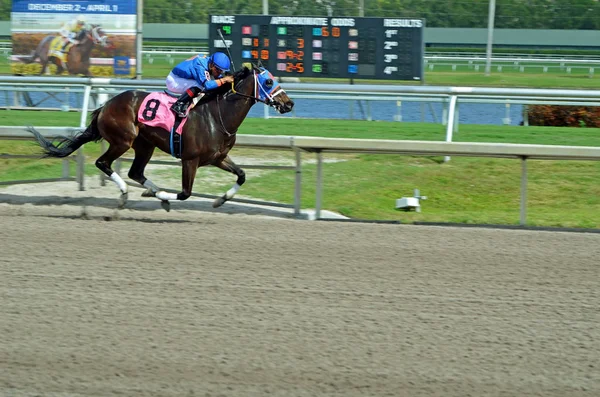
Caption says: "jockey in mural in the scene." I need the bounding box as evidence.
[60,15,88,51]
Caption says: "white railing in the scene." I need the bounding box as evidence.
[425,51,600,61]
[1,76,599,224]
[1,75,600,131]
[425,55,600,65]
[2,125,600,225]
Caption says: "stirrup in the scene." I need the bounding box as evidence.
[171,105,187,118]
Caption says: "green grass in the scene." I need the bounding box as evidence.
[237,155,600,228]
[1,112,599,228]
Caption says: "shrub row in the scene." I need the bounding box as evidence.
[527,105,600,127]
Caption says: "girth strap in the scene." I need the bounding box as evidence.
[169,117,184,158]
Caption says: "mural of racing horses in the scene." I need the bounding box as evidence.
[20,25,112,76]
[29,64,295,211]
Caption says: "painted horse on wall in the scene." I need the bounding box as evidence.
[29,64,295,212]
[19,25,112,77]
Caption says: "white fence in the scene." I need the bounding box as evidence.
[2,75,600,132]
[2,126,600,225]
[1,77,600,224]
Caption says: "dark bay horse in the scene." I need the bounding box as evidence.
[30,64,294,211]
[21,25,111,76]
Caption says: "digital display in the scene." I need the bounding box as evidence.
[209,15,424,81]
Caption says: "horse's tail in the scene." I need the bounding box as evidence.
[29,107,103,158]
[21,35,55,64]
[18,49,38,64]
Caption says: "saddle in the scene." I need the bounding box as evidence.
[48,37,71,63]
[138,92,192,158]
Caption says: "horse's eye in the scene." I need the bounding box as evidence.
[265,79,273,88]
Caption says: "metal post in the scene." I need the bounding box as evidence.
[359,0,364,16]
[315,151,323,220]
[262,0,269,14]
[263,104,269,119]
[504,102,511,125]
[79,85,91,129]
[136,0,143,79]
[485,0,496,76]
[76,147,85,191]
[76,84,92,191]
[428,102,439,123]
[522,105,529,126]
[294,148,302,216]
[444,95,457,162]
[63,87,70,111]
[395,100,402,122]
[454,102,460,133]
[520,156,528,226]
[442,100,448,125]
[61,159,70,180]
[366,100,372,121]
[100,141,107,186]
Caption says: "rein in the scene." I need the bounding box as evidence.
[214,70,281,137]
[229,71,281,106]
[216,94,234,137]
[230,83,271,105]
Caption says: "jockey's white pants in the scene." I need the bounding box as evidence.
[166,72,198,95]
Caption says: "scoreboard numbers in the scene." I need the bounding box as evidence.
[209,15,424,81]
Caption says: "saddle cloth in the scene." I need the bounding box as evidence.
[48,36,70,63]
[138,92,190,135]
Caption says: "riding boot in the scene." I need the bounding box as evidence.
[171,87,202,118]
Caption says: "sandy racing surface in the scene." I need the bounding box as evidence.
[1,183,600,396]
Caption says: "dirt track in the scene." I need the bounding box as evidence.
[1,201,599,396]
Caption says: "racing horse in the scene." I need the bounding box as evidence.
[20,24,112,76]
[29,64,295,211]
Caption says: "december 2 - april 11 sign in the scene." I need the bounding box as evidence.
[11,0,138,77]
[209,15,424,81]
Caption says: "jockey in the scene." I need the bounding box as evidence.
[60,15,87,52]
[166,52,234,118]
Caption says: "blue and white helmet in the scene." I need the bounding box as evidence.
[210,52,231,72]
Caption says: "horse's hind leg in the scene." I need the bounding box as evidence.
[39,59,48,75]
[95,143,131,208]
[212,156,246,208]
[127,138,160,197]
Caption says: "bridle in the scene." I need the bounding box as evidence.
[216,69,285,137]
[88,26,108,46]
[229,69,285,107]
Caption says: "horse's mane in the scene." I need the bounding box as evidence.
[201,65,253,102]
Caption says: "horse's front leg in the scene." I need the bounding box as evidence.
[212,155,246,208]
[154,157,200,212]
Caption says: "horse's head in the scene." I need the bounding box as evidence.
[232,63,294,114]
[88,25,113,49]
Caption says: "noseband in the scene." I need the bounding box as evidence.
[229,70,284,107]
[88,27,107,45]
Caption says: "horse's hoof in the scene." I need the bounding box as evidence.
[141,188,155,198]
[161,200,171,212]
[213,196,226,208]
[118,192,128,209]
